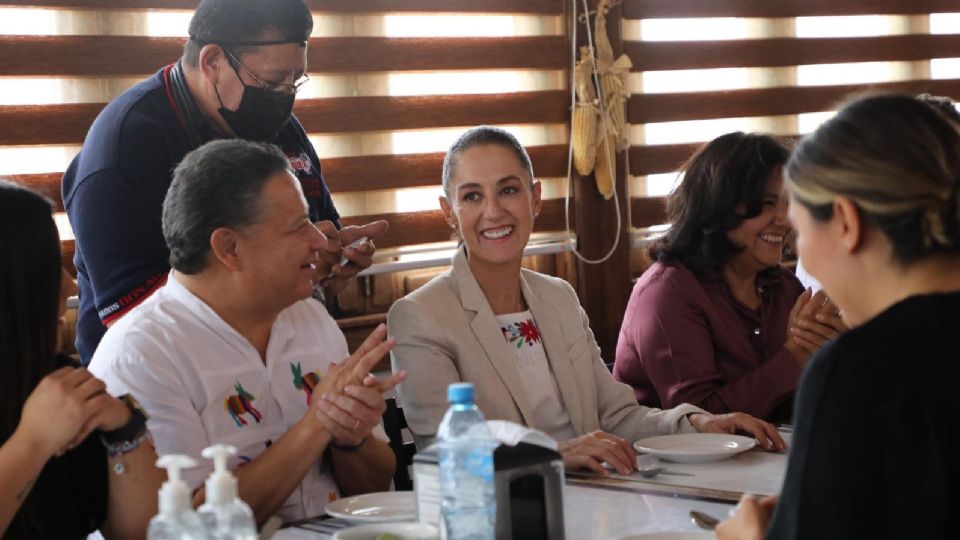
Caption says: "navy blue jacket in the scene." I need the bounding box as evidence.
[63,66,338,364]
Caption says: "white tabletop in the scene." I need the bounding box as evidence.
[277,482,732,540]
[277,439,791,539]
[564,482,732,539]
[570,444,789,502]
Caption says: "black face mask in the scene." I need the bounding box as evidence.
[216,75,295,142]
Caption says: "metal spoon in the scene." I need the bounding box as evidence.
[690,510,720,531]
[637,466,695,478]
[638,466,665,478]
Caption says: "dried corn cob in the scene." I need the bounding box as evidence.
[594,128,615,200]
[573,46,598,176]
[573,103,598,176]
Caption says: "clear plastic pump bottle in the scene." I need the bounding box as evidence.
[148,454,209,540]
[197,444,257,540]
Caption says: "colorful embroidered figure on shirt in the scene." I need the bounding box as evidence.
[501,318,542,348]
[291,361,322,405]
[225,381,263,428]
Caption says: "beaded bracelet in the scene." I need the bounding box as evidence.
[101,431,152,475]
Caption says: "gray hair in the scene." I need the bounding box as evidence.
[441,125,535,196]
[786,93,960,264]
[162,139,292,274]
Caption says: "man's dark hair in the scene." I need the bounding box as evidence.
[163,139,293,274]
[0,181,61,448]
[182,0,313,67]
[652,132,790,272]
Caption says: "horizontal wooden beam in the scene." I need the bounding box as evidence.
[626,34,960,72]
[0,36,183,77]
[628,137,801,177]
[628,143,700,177]
[630,196,668,229]
[0,103,103,146]
[340,197,570,249]
[4,145,571,210]
[54,200,573,271]
[323,144,570,192]
[296,91,570,134]
[628,79,960,124]
[624,0,959,19]
[4,173,63,211]
[313,0,564,13]
[0,0,564,13]
[314,36,567,74]
[0,90,569,146]
[0,35,567,77]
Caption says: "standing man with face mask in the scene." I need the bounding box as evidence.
[62,0,385,365]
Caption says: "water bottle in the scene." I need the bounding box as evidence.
[148,455,209,540]
[437,383,497,540]
[198,445,257,540]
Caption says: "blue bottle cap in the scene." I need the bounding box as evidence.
[447,382,474,404]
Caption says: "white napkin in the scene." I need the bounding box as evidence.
[485,420,557,450]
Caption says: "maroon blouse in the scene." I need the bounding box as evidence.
[613,261,805,420]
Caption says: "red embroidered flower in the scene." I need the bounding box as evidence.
[517,319,541,345]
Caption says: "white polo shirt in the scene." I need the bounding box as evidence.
[90,273,382,522]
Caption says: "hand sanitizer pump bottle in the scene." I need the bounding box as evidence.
[198,444,257,540]
[148,455,209,540]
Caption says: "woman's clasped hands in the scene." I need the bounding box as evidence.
[785,288,847,367]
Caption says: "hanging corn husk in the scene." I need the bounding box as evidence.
[572,0,632,200]
[572,46,598,176]
[593,0,632,152]
[594,127,616,200]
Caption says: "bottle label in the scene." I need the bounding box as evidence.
[465,449,494,482]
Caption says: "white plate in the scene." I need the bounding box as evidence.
[332,522,438,540]
[611,533,715,540]
[633,433,756,463]
[325,492,416,523]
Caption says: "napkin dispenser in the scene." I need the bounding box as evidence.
[413,442,565,540]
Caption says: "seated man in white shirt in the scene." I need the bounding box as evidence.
[89,139,405,525]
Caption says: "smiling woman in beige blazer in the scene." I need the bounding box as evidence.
[389,126,784,476]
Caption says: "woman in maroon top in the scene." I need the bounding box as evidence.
[613,133,845,421]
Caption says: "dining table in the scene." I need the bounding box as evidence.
[273,436,790,540]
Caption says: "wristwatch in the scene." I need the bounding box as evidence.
[100,394,149,455]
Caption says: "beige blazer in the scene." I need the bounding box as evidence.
[388,247,703,449]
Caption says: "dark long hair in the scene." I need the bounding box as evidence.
[652,132,790,272]
[0,180,61,444]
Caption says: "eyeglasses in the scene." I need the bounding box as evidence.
[224,49,310,95]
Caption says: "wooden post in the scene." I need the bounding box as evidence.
[571,0,632,366]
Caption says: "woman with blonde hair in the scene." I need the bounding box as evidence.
[389,126,783,476]
[719,94,960,538]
